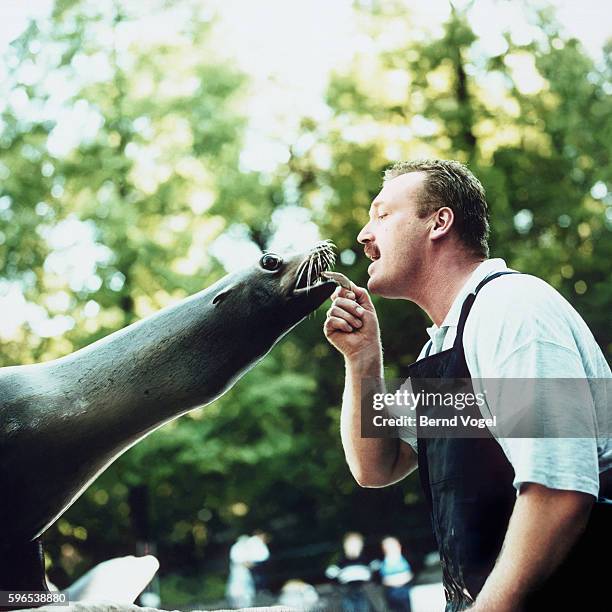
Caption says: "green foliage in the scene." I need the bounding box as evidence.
[1,0,610,606]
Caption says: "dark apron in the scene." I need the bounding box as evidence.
[407,271,610,611]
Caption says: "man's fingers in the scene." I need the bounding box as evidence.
[332,286,356,301]
[327,304,362,329]
[331,297,365,320]
[332,284,372,309]
[350,284,373,307]
[325,315,353,334]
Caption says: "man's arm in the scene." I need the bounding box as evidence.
[324,283,417,487]
[341,352,417,487]
[471,483,593,611]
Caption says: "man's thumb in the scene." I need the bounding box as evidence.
[350,284,374,309]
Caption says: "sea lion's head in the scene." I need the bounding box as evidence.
[207,240,337,362]
[211,239,337,324]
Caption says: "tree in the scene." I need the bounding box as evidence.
[2,0,609,605]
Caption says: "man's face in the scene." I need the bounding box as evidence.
[357,172,432,298]
[382,537,401,557]
[344,534,364,558]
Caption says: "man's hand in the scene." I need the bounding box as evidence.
[324,283,381,362]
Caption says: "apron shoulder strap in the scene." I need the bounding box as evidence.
[454,270,521,349]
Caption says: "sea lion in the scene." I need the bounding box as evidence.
[0,241,336,589]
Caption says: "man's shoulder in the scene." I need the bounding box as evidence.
[480,271,560,301]
[463,271,599,375]
[471,271,576,323]
[465,271,588,349]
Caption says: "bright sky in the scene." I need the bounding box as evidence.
[2,0,610,181]
[2,0,610,128]
[0,0,610,340]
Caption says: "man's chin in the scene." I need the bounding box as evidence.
[367,275,403,299]
[366,275,379,293]
[367,275,387,296]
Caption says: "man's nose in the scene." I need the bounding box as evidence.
[357,222,373,245]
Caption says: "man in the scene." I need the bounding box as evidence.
[371,536,413,612]
[325,532,373,612]
[323,159,611,611]
[226,532,270,608]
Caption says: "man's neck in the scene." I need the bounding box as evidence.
[412,252,485,327]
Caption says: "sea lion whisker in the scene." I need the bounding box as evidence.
[318,239,336,250]
[295,259,309,284]
[297,255,312,293]
[315,253,325,283]
[315,243,332,267]
[311,251,321,287]
[314,241,332,261]
[324,244,336,265]
[317,249,327,272]
[295,256,313,290]
[306,253,315,294]
[322,249,334,268]
[298,255,310,273]
[293,241,337,293]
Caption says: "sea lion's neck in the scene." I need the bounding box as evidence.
[0,280,279,543]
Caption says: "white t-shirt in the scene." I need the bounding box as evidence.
[399,258,612,499]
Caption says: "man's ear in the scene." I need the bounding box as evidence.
[430,207,454,241]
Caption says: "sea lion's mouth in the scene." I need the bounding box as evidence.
[291,240,337,296]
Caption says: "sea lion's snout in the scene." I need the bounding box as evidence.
[288,240,337,295]
[281,240,337,317]
[220,240,337,332]
[210,240,337,316]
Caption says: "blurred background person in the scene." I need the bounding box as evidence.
[371,536,414,612]
[225,531,270,608]
[226,535,255,608]
[249,530,271,595]
[278,578,320,609]
[325,532,373,612]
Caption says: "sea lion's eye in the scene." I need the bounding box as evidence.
[260,253,283,271]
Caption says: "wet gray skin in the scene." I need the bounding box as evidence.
[0,242,336,545]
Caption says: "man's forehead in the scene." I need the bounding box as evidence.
[372,171,425,208]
